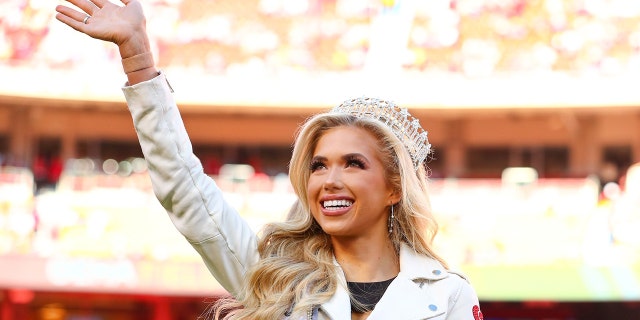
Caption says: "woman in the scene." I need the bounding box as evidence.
[55,0,481,319]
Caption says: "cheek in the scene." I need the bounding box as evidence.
[307,173,325,190]
[306,177,319,203]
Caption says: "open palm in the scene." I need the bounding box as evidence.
[55,0,147,50]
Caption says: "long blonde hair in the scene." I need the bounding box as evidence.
[209,112,446,319]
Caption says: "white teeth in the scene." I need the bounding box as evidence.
[323,199,353,209]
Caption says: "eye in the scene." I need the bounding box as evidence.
[345,156,366,169]
[309,159,326,172]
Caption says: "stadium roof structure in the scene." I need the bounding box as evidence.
[2,66,640,114]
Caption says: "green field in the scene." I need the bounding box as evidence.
[463,264,640,301]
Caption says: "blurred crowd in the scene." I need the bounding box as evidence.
[0,158,295,263]
[2,0,640,77]
[1,158,639,270]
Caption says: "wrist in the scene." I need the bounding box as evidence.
[125,67,160,85]
[121,52,155,73]
[118,30,151,59]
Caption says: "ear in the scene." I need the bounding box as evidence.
[388,189,401,205]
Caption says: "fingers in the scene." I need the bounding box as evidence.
[63,0,100,14]
[55,10,87,33]
[56,5,92,26]
[88,0,107,9]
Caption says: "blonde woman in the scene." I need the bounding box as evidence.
[56,0,481,319]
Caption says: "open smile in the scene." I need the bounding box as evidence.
[321,199,353,216]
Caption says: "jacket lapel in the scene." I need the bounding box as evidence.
[320,245,449,319]
[367,273,444,319]
[371,246,450,319]
[321,280,352,320]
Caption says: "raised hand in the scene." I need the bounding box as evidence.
[55,0,150,58]
[56,0,158,83]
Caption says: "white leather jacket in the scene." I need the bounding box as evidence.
[122,73,482,320]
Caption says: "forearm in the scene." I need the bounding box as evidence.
[122,75,260,296]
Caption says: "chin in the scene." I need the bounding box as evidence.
[319,226,352,238]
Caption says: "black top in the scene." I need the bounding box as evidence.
[347,277,396,313]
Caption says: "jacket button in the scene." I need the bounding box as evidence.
[432,269,442,275]
[428,304,438,311]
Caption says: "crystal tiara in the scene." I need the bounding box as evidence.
[330,97,431,170]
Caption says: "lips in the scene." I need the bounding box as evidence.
[320,198,353,216]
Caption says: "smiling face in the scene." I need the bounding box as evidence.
[306,125,400,239]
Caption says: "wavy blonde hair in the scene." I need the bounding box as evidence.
[209,111,446,319]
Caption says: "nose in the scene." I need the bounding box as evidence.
[323,166,344,191]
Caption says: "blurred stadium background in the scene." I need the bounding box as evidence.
[2,0,640,319]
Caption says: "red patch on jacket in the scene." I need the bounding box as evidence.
[472,305,483,320]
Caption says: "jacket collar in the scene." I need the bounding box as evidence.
[321,244,448,319]
[397,243,448,281]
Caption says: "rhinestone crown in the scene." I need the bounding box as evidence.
[331,97,431,170]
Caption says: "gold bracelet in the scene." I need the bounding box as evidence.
[121,52,154,73]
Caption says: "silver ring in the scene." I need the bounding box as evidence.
[83,15,90,24]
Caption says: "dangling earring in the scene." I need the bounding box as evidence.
[388,204,395,234]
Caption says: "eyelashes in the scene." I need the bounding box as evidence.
[345,155,366,169]
[309,160,324,172]
[309,155,367,172]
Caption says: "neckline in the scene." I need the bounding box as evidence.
[347,276,396,313]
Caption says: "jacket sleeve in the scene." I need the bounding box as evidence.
[121,72,260,297]
[447,274,482,320]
